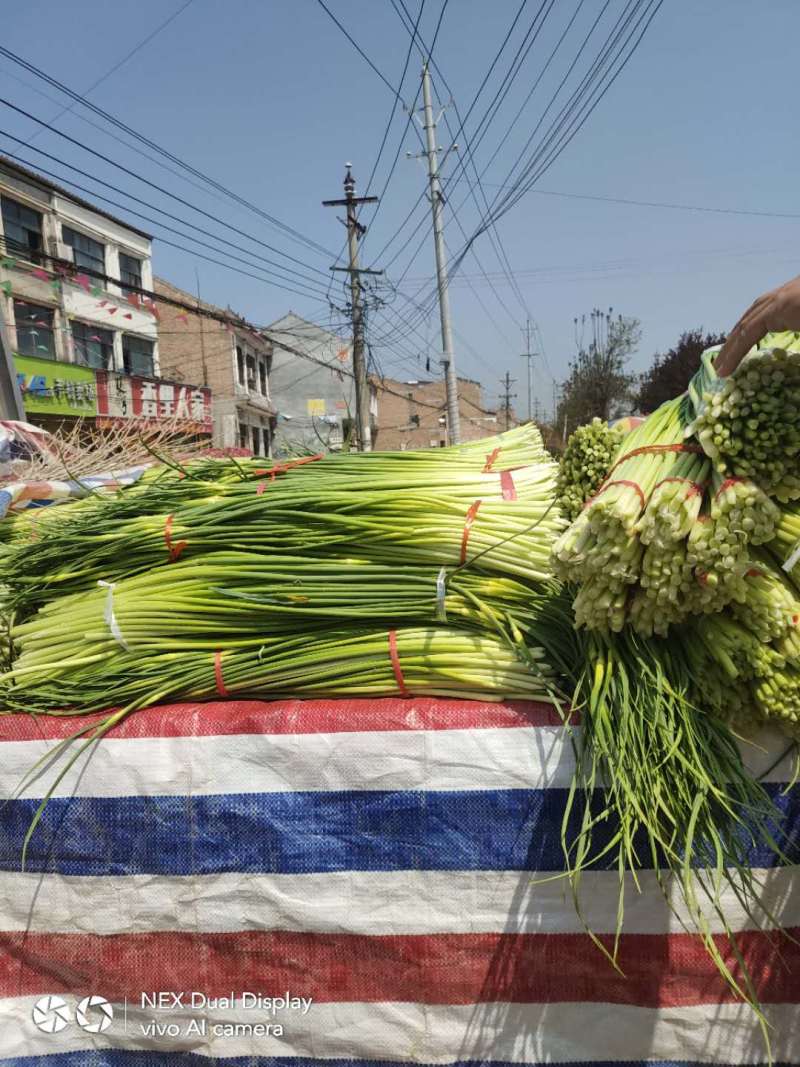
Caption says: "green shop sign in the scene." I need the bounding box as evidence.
[14,354,97,417]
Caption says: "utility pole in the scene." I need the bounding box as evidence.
[419,63,461,444]
[323,166,381,452]
[520,317,536,423]
[500,372,517,432]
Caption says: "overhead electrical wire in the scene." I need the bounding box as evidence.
[487,0,662,223]
[0,63,253,214]
[325,0,427,300]
[0,99,334,285]
[386,0,534,335]
[398,0,665,328]
[0,45,334,260]
[23,0,198,146]
[0,139,332,300]
[394,0,632,303]
[366,0,532,270]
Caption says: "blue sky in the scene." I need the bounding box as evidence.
[2,0,799,416]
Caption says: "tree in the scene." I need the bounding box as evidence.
[637,328,726,413]
[556,309,639,438]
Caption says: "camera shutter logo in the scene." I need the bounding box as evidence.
[76,995,114,1033]
[31,995,71,1034]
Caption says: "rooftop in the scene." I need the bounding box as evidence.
[0,154,152,240]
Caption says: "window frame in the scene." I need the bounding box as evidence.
[122,334,155,377]
[118,251,143,295]
[13,299,56,359]
[71,320,114,370]
[1,195,44,264]
[245,353,256,390]
[62,225,106,276]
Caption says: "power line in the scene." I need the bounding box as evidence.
[385,5,532,336]
[326,0,427,301]
[490,184,800,222]
[408,0,664,316]
[0,45,333,260]
[23,0,198,146]
[366,0,531,270]
[0,98,335,283]
[0,141,332,301]
[313,0,406,100]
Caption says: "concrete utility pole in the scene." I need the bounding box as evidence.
[500,371,517,432]
[323,166,381,452]
[419,63,461,445]
[520,317,536,423]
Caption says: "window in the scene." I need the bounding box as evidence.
[1,197,43,263]
[122,335,154,377]
[119,252,142,295]
[236,346,244,385]
[245,353,256,390]
[251,426,261,455]
[72,321,114,370]
[13,300,55,358]
[258,360,267,396]
[62,226,105,275]
[239,422,249,449]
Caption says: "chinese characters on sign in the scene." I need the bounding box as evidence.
[13,358,212,430]
[13,355,97,416]
[96,371,212,430]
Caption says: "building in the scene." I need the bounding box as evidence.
[265,312,377,454]
[155,278,275,454]
[0,156,211,433]
[371,376,498,450]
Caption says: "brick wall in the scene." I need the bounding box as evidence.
[154,278,235,398]
[154,277,274,450]
[372,377,499,450]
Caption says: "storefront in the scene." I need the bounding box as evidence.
[13,354,212,436]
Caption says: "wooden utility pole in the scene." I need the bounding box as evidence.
[323,166,381,451]
[500,371,517,431]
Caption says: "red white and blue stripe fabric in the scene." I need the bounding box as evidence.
[0,697,798,1065]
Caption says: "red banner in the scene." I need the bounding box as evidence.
[95,371,212,430]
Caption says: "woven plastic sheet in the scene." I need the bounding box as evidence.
[0,696,798,1065]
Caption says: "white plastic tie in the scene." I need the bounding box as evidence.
[98,579,130,651]
[783,540,800,575]
[435,566,448,622]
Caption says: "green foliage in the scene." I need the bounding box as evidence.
[557,312,639,434]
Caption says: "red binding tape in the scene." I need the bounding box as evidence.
[388,630,409,697]
[256,481,266,496]
[164,513,188,562]
[254,453,325,483]
[483,447,501,473]
[715,477,746,499]
[500,469,517,501]
[652,476,707,499]
[460,500,482,563]
[604,442,704,482]
[214,650,229,697]
[584,479,646,511]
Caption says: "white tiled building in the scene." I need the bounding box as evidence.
[0,154,159,397]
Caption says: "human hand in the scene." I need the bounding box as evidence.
[716,275,800,376]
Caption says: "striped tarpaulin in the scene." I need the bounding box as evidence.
[0,697,798,1065]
